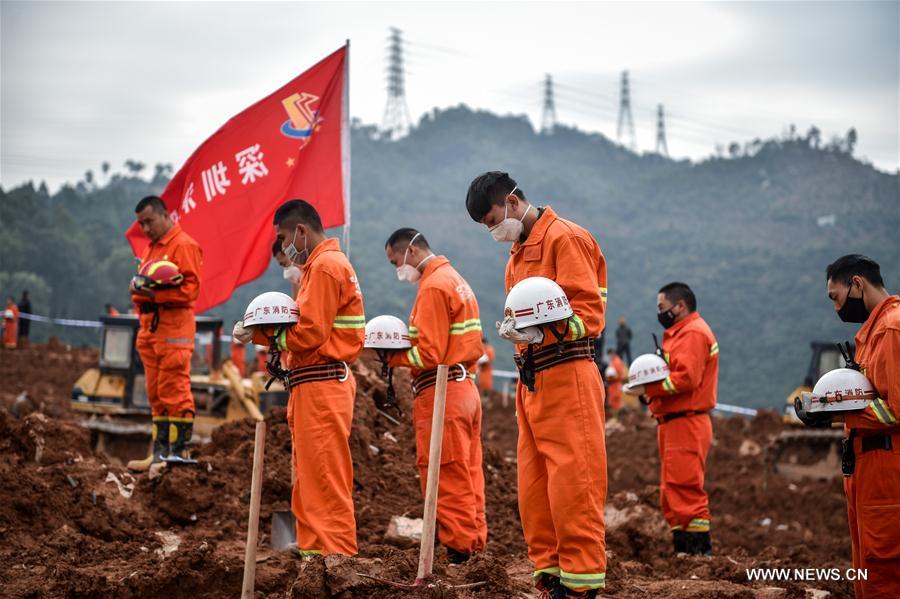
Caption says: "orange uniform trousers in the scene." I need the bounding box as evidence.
[414,378,487,553]
[657,413,712,532]
[230,342,246,377]
[844,432,900,599]
[287,374,358,556]
[517,358,607,591]
[136,332,194,417]
[606,381,623,411]
[3,322,16,348]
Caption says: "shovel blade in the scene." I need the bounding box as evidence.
[270,510,296,551]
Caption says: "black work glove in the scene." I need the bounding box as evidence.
[793,397,833,428]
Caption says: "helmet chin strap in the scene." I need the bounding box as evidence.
[264,325,291,391]
[544,319,571,357]
[375,349,403,417]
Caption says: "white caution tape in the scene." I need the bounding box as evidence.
[17,312,103,328]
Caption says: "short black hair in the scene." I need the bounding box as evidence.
[465,171,525,222]
[273,199,323,233]
[659,282,697,312]
[385,228,430,251]
[826,254,884,287]
[272,239,285,258]
[135,195,167,215]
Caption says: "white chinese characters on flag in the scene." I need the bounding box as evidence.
[125,44,350,313]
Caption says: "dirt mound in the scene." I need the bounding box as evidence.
[0,344,855,598]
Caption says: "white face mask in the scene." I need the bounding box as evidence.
[489,187,533,242]
[283,265,302,283]
[395,233,434,284]
[283,227,309,265]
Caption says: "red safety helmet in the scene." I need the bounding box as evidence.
[137,259,184,288]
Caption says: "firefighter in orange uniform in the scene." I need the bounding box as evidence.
[381,228,487,562]
[3,297,19,349]
[128,196,202,471]
[467,172,607,598]
[626,282,718,555]
[477,337,496,395]
[234,199,365,556]
[230,337,247,377]
[604,348,627,414]
[811,255,899,598]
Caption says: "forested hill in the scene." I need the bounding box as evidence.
[2,105,897,408]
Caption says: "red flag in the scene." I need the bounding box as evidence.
[126,44,350,313]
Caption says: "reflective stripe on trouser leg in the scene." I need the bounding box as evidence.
[518,359,607,590]
[291,374,358,556]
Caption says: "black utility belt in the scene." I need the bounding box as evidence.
[138,302,188,314]
[859,433,895,453]
[655,410,709,424]
[412,363,471,395]
[286,361,349,389]
[514,339,596,392]
[842,431,897,477]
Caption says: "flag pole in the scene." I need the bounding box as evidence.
[341,38,351,257]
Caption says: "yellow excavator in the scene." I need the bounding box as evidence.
[769,341,849,480]
[70,314,287,463]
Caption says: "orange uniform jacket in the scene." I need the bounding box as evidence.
[506,206,607,350]
[252,237,365,557]
[389,256,484,373]
[131,223,202,417]
[606,354,626,410]
[478,343,496,392]
[388,256,487,553]
[842,295,900,599]
[131,223,202,342]
[645,312,719,417]
[256,238,365,365]
[506,205,608,592]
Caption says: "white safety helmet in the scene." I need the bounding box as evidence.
[243,292,299,327]
[3,309,13,319]
[504,277,573,329]
[627,353,670,386]
[806,368,876,412]
[364,315,412,349]
[604,364,618,379]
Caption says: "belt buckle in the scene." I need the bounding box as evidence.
[337,361,349,383]
[453,363,467,382]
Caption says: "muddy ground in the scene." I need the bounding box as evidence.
[0,343,853,598]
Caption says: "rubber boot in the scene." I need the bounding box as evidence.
[673,529,690,555]
[127,416,169,471]
[161,416,198,465]
[536,573,562,599]
[687,531,712,556]
[446,547,471,564]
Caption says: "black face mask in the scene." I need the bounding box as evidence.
[837,284,869,324]
[658,308,677,329]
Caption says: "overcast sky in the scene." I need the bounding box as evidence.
[2,1,898,191]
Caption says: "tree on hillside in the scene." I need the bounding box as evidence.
[846,128,858,155]
[124,160,145,176]
[806,126,821,149]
